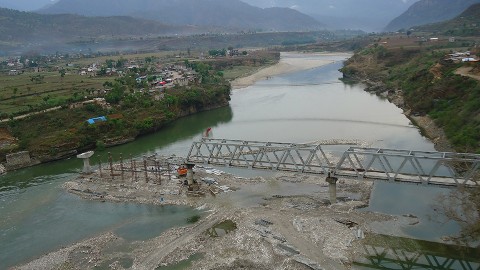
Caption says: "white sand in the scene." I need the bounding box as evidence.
[231,52,352,89]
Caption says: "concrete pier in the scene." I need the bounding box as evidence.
[77,151,94,174]
[326,173,338,204]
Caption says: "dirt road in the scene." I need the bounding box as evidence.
[455,67,480,81]
[135,211,224,269]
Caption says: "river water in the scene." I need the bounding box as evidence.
[0,54,472,269]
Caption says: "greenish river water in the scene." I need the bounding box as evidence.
[0,53,477,269]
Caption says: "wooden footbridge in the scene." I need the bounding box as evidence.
[187,138,480,188]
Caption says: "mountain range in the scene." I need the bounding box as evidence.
[3,0,478,33]
[38,0,325,32]
[241,0,419,32]
[413,3,480,36]
[0,8,199,43]
[0,0,55,11]
[385,0,480,31]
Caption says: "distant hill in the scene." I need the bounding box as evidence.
[0,8,198,43]
[414,3,480,36]
[241,0,419,32]
[0,0,54,11]
[38,0,324,31]
[385,0,480,32]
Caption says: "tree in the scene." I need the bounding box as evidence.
[105,82,125,104]
[116,58,126,68]
[30,75,45,84]
[106,59,115,68]
[43,95,50,104]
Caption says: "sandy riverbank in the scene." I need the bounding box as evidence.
[231,52,352,89]
[14,53,425,270]
[15,156,420,270]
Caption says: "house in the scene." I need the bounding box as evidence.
[462,58,478,62]
[8,70,19,76]
[228,49,240,56]
[86,116,107,125]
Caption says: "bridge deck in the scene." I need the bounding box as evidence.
[187,139,480,188]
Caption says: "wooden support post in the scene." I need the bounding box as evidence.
[98,155,102,178]
[133,159,138,182]
[156,160,161,185]
[130,155,134,181]
[167,162,171,182]
[120,153,124,181]
[143,156,148,183]
[108,152,114,181]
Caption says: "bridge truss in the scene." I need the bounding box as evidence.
[187,139,480,187]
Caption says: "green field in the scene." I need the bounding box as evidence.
[0,71,114,116]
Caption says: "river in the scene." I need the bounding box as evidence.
[0,53,474,269]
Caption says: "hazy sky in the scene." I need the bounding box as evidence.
[0,0,419,12]
[0,0,57,11]
[0,0,420,32]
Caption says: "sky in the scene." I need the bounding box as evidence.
[0,0,420,31]
[0,0,419,12]
[0,0,57,11]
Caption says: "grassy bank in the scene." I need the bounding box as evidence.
[0,50,281,163]
[342,40,480,153]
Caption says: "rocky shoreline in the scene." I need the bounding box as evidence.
[15,159,420,270]
[347,76,454,153]
[12,52,432,269]
[0,102,229,174]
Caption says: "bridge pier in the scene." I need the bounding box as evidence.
[326,173,338,204]
[77,151,94,174]
[185,163,201,192]
[186,163,195,185]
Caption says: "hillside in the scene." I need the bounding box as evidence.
[0,0,53,11]
[242,0,419,32]
[341,43,480,153]
[39,0,324,31]
[0,8,199,43]
[414,3,480,36]
[385,0,480,32]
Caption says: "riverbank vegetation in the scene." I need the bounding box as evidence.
[341,35,480,246]
[0,50,281,162]
[341,36,480,153]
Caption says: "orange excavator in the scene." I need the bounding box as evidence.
[177,165,188,177]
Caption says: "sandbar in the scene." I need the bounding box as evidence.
[231,52,352,89]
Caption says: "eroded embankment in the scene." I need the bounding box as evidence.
[341,51,455,153]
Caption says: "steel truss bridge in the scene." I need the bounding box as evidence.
[187,139,480,187]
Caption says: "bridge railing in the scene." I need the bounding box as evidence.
[335,147,480,186]
[187,139,480,187]
[187,138,334,175]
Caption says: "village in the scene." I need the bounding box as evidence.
[0,47,251,120]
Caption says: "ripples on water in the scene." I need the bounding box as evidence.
[0,54,474,268]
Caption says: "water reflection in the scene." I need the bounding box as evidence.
[0,106,233,193]
[353,234,480,270]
